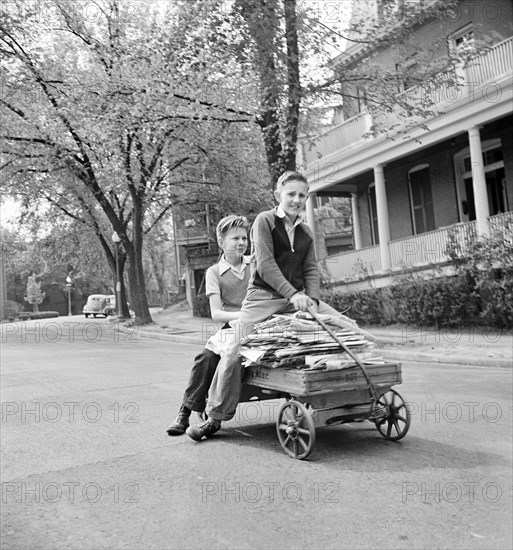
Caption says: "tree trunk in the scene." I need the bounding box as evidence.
[283,0,300,171]
[118,255,131,318]
[148,246,168,309]
[126,195,152,325]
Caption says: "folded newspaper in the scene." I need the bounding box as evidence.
[240,312,384,370]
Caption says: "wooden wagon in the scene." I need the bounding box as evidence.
[238,360,410,460]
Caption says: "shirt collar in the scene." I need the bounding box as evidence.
[276,205,305,227]
[218,254,250,276]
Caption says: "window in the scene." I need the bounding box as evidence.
[396,55,419,93]
[368,185,379,245]
[450,24,475,55]
[356,87,368,114]
[408,164,435,234]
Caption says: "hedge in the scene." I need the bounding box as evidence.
[16,311,60,321]
[322,271,511,329]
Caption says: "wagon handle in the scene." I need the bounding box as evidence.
[307,306,379,404]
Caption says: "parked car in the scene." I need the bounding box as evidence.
[83,294,111,318]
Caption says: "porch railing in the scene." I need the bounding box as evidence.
[324,220,480,282]
[389,222,477,269]
[488,211,513,243]
[324,245,381,282]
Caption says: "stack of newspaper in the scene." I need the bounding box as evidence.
[240,312,385,370]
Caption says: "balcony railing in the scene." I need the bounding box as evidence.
[301,36,513,167]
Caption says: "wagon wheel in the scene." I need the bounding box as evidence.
[374,389,410,441]
[276,400,315,460]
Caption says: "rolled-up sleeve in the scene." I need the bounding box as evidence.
[205,266,220,297]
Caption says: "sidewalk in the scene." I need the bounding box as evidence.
[120,302,513,368]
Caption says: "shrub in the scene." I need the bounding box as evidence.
[192,294,211,318]
[29,311,59,320]
[323,272,509,328]
[5,300,23,320]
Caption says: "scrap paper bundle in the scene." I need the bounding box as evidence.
[240,312,385,370]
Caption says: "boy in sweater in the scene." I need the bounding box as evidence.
[186,171,359,441]
[166,215,250,435]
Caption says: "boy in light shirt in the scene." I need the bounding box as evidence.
[166,215,250,435]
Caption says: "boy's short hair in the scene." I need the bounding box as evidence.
[276,171,308,192]
[216,215,249,246]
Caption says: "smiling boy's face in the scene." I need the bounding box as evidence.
[274,179,309,221]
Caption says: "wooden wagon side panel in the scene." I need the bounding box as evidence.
[243,363,402,396]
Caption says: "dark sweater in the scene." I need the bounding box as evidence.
[248,207,320,302]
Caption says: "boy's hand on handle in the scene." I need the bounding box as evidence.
[290,292,316,312]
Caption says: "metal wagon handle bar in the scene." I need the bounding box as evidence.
[307,306,379,404]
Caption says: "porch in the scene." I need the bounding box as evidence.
[322,211,512,285]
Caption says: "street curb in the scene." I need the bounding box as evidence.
[116,326,512,368]
[378,348,512,369]
[117,326,204,346]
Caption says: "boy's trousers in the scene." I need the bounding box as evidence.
[205,289,348,421]
[182,349,220,412]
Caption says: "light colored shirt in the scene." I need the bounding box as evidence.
[205,255,251,311]
[276,205,306,252]
[217,254,250,280]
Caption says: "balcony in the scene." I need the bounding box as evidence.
[323,212,512,284]
[300,37,513,167]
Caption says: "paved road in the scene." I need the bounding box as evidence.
[1,316,512,550]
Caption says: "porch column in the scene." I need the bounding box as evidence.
[351,193,363,250]
[468,126,490,236]
[374,164,392,272]
[305,192,320,259]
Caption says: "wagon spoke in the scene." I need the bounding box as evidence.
[293,439,300,457]
[395,414,407,423]
[297,436,308,452]
[278,423,289,432]
[386,420,393,438]
[297,427,311,437]
[393,419,401,434]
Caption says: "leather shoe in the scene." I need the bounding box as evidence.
[166,405,191,436]
[186,418,221,441]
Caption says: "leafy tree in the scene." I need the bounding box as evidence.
[0,0,260,324]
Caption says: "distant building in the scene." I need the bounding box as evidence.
[173,203,222,308]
